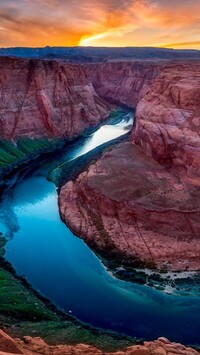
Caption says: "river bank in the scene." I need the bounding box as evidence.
[0,110,143,351]
[1,329,199,355]
[1,114,199,347]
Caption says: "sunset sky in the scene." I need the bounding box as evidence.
[0,0,200,49]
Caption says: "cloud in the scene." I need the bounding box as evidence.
[79,0,200,47]
[161,41,200,49]
[0,2,85,47]
[0,0,200,48]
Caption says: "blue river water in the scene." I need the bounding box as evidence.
[0,113,200,345]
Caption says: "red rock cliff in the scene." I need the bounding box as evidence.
[133,63,200,178]
[84,62,161,108]
[59,62,200,272]
[0,57,110,139]
[59,142,200,272]
[0,59,162,140]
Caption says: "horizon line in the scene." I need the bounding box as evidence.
[0,45,200,51]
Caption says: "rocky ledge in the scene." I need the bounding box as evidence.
[0,330,199,355]
[59,142,200,271]
[134,62,200,178]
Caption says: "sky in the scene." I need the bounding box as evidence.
[0,0,200,49]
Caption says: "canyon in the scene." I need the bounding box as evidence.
[0,58,163,140]
[84,62,161,107]
[134,63,200,178]
[1,55,200,273]
[59,62,200,272]
[0,57,109,140]
[0,54,200,351]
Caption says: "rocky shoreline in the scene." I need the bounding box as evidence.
[0,330,199,355]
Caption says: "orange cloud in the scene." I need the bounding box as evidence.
[80,0,200,47]
[161,41,200,50]
[0,0,200,49]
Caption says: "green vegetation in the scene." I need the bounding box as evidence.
[106,109,131,125]
[0,110,137,349]
[0,138,64,178]
[0,234,57,322]
[0,233,6,257]
[7,320,137,351]
[17,137,62,156]
[0,266,57,321]
[0,234,136,351]
[0,263,136,352]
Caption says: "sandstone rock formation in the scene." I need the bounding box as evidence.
[59,142,200,271]
[1,57,200,351]
[0,330,199,355]
[84,62,161,108]
[0,58,163,141]
[0,57,110,139]
[0,330,24,354]
[59,61,200,271]
[133,63,200,178]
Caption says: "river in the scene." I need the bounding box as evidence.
[0,111,200,345]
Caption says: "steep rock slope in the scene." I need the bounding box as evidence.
[59,142,200,271]
[0,57,109,139]
[133,63,200,178]
[59,63,200,272]
[84,62,162,107]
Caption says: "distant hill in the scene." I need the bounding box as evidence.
[0,46,200,62]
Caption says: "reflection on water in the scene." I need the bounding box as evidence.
[1,112,200,345]
[0,195,20,238]
[72,116,133,160]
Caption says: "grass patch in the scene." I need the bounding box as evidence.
[0,234,136,351]
[0,266,57,321]
[6,320,138,351]
[0,138,64,180]
[0,262,136,351]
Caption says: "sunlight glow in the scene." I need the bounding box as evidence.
[0,0,200,49]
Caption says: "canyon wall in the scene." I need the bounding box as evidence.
[59,141,200,272]
[1,56,200,270]
[84,61,200,179]
[133,63,200,178]
[0,58,164,141]
[59,61,200,272]
[1,57,200,176]
[0,57,110,139]
[84,62,161,108]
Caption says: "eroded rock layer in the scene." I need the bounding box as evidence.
[59,142,200,271]
[0,57,110,139]
[59,61,200,271]
[84,62,162,108]
[133,63,200,178]
[0,330,199,355]
[0,59,163,140]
